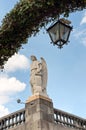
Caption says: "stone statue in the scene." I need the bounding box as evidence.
[30,55,48,96]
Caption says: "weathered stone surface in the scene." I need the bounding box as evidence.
[30,56,48,97]
[3,96,85,130]
[25,97,54,123]
[10,119,79,130]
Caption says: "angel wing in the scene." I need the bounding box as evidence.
[41,57,48,90]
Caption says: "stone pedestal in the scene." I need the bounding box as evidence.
[25,95,54,130]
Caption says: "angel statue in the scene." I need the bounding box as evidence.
[30,55,48,97]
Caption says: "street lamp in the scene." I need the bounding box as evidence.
[17,99,25,104]
[47,18,73,48]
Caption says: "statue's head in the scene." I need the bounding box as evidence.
[31,55,37,61]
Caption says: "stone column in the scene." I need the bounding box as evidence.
[25,95,54,130]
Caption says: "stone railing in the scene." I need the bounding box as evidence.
[0,108,25,130]
[54,108,86,130]
[0,107,86,130]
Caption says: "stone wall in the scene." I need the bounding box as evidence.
[0,95,86,130]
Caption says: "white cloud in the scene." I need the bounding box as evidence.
[72,28,86,47]
[0,75,26,95]
[4,53,29,72]
[72,29,86,39]
[80,12,86,25]
[0,54,28,117]
[0,74,26,117]
[80,16,86,25]
[0,96,10,105]
[0,105,9,117]
[81,37,86,47]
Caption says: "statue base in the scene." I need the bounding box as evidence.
[26,94,52,103]
[25,94,54,130]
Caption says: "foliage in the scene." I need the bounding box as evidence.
[0,0,86,69]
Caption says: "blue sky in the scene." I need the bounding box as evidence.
[0,0,86,118]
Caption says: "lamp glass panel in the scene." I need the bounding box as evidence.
[48,23,60,43]
[59,23,70,42]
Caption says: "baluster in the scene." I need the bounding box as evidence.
[1,120,4,130]
[73,118,77,128]
[56,113,58,123]
[56,112,59,123]
[57,114,59,120]
[61,114,64,122]
[69,117,72,126]
[66,116,70,126]
[0,109,25,130]
[21,112,23,122]
[83,122,86,129]
[68,117,71,125]
[6,118,9,128]
[70,118,74,127]
[78,119,80,127]
[20,113,22,123]
[0,122,1,130]
[4,119,7,129]
[22,111,25,122]
[63,115,65,123]
[6,119,8,128]
[14,115,16,126]
[70,117,73,126]
[21,113,23,123]
[23,111,25,122]
[77,119,80,128]
[84,123,86,129]
[65,116,69,126]
[0,121,3,130]
[64,116,67,123]
[54,109,86,129]
[54,111,57,122]
[2,119,5,129]
[81,121,84,128]
[64,115,68,126]
[72,118,75,127]
[18,113,21,124]
[66,116,69,125]
[17,113,20,124]
[15,114,18,125]
[77,119,80,127]
[60,114,64,125]
[13,115,15,126]
[59,113,62,122]
[54,113,56,122]
[10,117,12,128]
[7,117,10,128]
[11,116,14,127]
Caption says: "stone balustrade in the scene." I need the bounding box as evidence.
[54,108,86,129]
[0,107,86,130]
[0,108,25,130]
